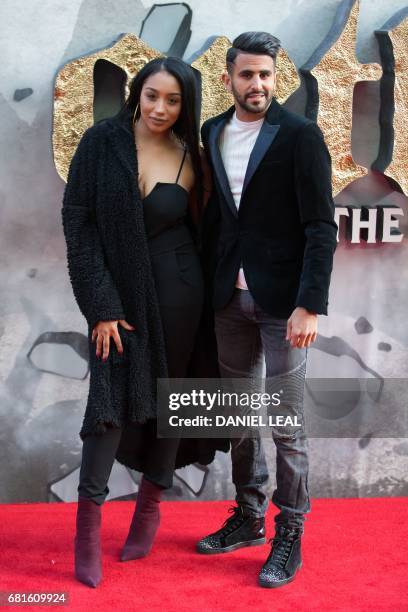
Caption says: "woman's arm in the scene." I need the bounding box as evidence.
[61,128,126,332]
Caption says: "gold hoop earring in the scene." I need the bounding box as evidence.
[132,103,140,126]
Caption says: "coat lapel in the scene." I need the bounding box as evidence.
[241,99,281,196]
[108,111,140,189]
[241,123,280,195]
[208,109,238,218]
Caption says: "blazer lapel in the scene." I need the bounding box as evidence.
[208,111,238,218]
[241,99,281,196]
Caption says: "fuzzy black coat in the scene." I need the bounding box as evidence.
[61,110,228,469]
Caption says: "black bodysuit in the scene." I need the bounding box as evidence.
[143,148,204,377]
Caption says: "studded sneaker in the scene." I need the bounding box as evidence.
[196,505,266,554]
[258,524,303,588]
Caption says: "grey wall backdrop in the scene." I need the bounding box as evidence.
[0,0,407,504]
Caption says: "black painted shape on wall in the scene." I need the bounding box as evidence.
[139,3,192,58]
[300,0,357,120]
[359,433,374,449]
[378,342,392,352]
[314,333,382,382]
[372,7,408,191]
[14,88,33,101]
[27,331,89,379]
[355,316,373,335]
[311,334,384,438]
[93,59,127,123]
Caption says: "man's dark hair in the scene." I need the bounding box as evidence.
[226,31,281,73]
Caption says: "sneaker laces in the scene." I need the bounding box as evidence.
[266,528,300,569]
[218,506,245,535]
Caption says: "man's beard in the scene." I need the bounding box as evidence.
[232,85,273,115]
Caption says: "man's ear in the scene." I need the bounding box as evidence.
[222,70,232,93]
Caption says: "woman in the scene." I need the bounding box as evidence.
[62,56,222,588]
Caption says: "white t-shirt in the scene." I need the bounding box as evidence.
[219,112,264,290]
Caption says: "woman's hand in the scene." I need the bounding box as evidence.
[91,319,136,361]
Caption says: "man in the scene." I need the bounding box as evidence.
[197,32,337,588]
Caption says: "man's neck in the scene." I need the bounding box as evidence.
[235,101,271,122]
[234,108,265,122]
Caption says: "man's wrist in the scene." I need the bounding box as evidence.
[296,306,317,316]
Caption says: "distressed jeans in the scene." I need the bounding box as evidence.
[215,288,311,529]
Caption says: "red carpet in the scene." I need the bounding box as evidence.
[0,498,407,611]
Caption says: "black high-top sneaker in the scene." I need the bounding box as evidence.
[258,524,303,588]
[196,505,266,554]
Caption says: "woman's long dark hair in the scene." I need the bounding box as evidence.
[120,57,203,222]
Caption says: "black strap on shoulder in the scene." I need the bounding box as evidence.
[175,146,188,184]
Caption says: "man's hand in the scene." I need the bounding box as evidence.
[92,319,136,361]
[286,307,317,348]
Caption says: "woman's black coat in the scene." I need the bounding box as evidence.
[61,110,228,470]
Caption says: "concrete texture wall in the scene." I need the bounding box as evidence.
[0,0,407,504]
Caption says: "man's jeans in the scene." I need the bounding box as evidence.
[215,288,311,529]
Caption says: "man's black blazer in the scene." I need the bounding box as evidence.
[201,98,338,318]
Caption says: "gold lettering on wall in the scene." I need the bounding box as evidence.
[274,47,301,104]
[53,8,407,200]
[53,34,161,182]
[191,37,233,125]
[303,0,382,195]
[54,35,300,181]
